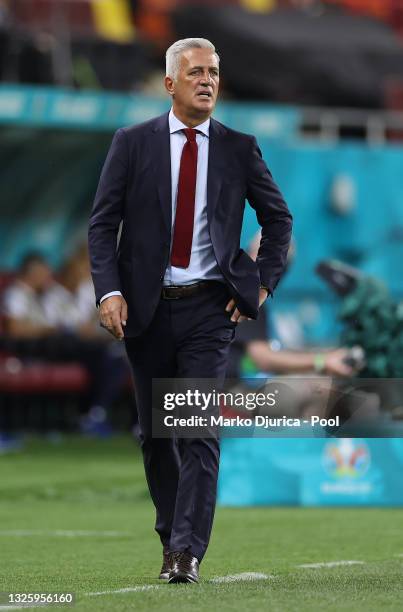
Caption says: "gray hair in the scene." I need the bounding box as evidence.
[166,38,220,80]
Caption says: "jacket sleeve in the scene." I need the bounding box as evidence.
[88,128,128,305]
[246,136,293,297]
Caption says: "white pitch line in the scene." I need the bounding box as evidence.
[0,606,51,610]
[210,572,271,583]
[0,606,38,610]
[87,585,161,596]
[297,560,365,569]
[0,530,130,537]
[85,571,272,597]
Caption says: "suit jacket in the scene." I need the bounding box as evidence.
[88,112,292,338]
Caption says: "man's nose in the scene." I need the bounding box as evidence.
[200,71,213,85]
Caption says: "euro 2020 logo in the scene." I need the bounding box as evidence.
[323,438,370,479]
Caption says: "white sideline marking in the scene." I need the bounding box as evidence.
[0,530,130,537]
[297,560,365,569]
[85,572,271,597]
[211,572,271,583]
[87,585,160,596]
[0,604,45,610]
[0,605,52,610]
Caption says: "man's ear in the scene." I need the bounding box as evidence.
[164,75,175,96]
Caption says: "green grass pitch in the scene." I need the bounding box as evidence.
[1,435,402,611]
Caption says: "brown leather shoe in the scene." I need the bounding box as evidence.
[168,551,199,584]
[159,549,173,580]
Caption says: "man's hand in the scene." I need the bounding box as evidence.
[323,348,355,376]
[225,288,268,323]
[99,295,128,340]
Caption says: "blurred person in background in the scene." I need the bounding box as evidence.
[2,252,55,339]
[2,249,99,345]
[228,311,355,379]
[1,250,129,436]
[227,233,355,381]
[45,243,132,435]
[88,37,292,584]
[226,233,364,426]
[44,243,101,338]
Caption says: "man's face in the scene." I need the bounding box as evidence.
[165,47,220,121]
[27,262,53,292]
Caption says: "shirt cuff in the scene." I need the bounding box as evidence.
[100,291,122,303]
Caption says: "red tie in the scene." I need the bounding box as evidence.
[170,128,198,268]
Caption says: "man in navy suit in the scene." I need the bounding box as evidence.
[88,38,292,583]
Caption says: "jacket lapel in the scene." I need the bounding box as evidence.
[207,118,226,226]
[151,113,172,233]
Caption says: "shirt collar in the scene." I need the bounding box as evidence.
[169,108,210,138]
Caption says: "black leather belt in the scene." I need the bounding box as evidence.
[161,281,216,300]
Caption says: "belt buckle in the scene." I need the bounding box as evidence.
[162,287,181,300]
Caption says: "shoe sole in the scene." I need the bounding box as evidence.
[168,574,198,584]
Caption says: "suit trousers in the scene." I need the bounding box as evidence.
[124,281,236,562]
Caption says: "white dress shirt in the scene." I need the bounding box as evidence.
[100,108,223,303]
